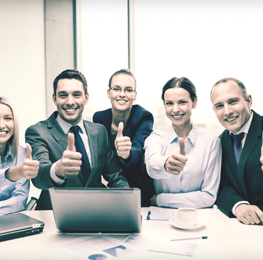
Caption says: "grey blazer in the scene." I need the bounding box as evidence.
[25,112,129,210]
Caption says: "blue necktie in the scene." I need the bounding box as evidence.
[70,126,91,183]
[232,132,245,165]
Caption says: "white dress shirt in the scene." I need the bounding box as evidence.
[144,124,222,209]
[50,114,92,184]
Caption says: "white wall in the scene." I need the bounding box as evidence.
[0,0,46,200]
[81,0,128,121]
[0,0,46,145]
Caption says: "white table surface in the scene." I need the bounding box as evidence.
[0,207,262,260]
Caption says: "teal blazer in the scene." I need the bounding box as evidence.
[93,105,155,206]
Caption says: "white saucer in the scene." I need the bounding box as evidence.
[169,217,204,230]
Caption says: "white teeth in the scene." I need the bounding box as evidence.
[172,115,183,119]
[65,109,75,112]
[0,132,7,135]
[117,100,127,104]
[226,117,237,122]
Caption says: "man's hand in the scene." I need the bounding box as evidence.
[164,138,187,175]
[150,195,158,206]
[18,143,39,179]
[115,122,132,160]
[235,204,263,225]
[55,133,82,178]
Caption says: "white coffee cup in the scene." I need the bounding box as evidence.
[176,208,197,226]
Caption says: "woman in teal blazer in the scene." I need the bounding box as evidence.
[93,69,155,206]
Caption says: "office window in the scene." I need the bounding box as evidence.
[81,0,128,120]
[80,0,263,134]
[135,0,263,134]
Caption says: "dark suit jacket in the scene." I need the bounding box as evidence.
[93,105,155,206]
[25,112,129,210]
[216,111,263,217]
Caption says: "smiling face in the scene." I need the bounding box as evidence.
[0,103,14,147]
[164,87,197,129]
[107,73,137,112]
[53,78,89,125]
[211,80,252,133]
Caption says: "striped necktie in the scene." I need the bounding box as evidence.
[232,132,245,165]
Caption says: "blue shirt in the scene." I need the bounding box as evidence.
[0,144,29,216]
[144,124,222,209]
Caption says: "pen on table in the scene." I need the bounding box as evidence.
[170,236,208,242]
[146,211,151,220]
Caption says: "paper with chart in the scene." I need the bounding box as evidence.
[124,231,204,257]
[55,235,136,259]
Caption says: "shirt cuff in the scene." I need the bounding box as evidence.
[156,194,164,207]
[147,156,172,179]
[0,168,13,183]
[232,201,250,216]
[50,162,65,185]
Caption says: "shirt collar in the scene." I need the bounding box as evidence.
[168,124,198,145]
[230,111,253,136]
[56,114,85,134]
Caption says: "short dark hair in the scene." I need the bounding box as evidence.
[161,77,197,102]
[211,77,248,101]
[108,69,137,90]
[53,69,88,95]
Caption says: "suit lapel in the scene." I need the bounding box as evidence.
[47,112,68,151]
[223,133,238,173]
[222,134,245,195]
[238,112,262,197]
[48,112,85,186]
[222,130,248,200]
[83,121,98,187]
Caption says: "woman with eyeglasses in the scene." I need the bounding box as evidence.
[93,69,155,206]
[0,97,39,216]
[144,77,221,209]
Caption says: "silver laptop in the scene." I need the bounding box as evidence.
[49,187,141,233]
[0,212,45,242]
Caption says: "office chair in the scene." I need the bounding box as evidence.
[25,197,38,211]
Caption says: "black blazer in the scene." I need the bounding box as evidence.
[25,112,129,210]
[216,111,263,217]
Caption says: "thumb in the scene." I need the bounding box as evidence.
[67,133,76,152]
[179,137,185,156]
[25,143,32,159]
[117,122,124,138]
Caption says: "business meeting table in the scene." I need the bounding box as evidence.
[0,207,263,260]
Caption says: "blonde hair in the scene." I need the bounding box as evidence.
[0,97,19,163]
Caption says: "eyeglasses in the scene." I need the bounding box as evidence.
[110,87,136,94]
